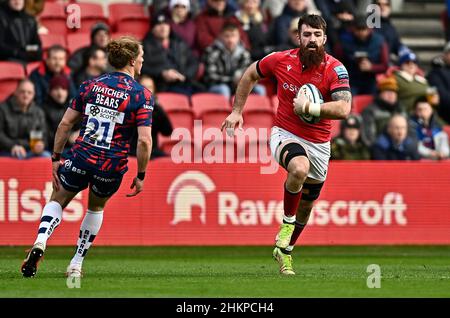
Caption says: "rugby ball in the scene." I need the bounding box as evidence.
[296,83,324,124]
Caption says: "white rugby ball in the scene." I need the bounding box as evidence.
[296,83,324,124]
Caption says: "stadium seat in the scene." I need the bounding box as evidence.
[115,18,150,40]
[40,34,67,52]
[108,3,148,30]
[39,2,67,35]
[158,93,190,111]
[231,94,272,112]
[201,109,231,129]
[243,112,274,135]
[352,95,374,114]
[26,61,41,76]
[74,2,108,33]
[0,62,26,102]
[166,110,195,132]
[160,137,200,162]
[191,93,230,118]
[67,33,91,54]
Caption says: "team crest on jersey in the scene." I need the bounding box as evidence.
[287,65,292,72]
[334,65,349,80]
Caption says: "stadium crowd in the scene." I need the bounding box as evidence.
[0,0,449,161]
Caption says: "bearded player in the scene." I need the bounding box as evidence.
[221,14,352,275]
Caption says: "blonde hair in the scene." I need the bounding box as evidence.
[106,36,141,69]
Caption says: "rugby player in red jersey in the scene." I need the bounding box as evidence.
[21,37,154,278]
[222,14,352,274]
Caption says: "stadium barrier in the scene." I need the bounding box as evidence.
[0,158,449,245]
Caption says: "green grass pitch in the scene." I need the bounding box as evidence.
[1,246,449,297]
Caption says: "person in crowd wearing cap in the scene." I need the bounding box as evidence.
[203,22,265,97]
[336,15,389,95]
[142,11,200,96]
[427,42,450,124]
[68,22,111,74]
[373,0,402,59]
[129,75,173,160]
[168,0,197,54]
[394,48,440,114]
[331,114,370,160]
[361,75,406,146]
[0,0,42,63]
[234,0,270,61]
[0,79,50,159]
[29,44,77,105]
[408,96,449,160]
[371,114,420,160]
[73,47,108,87]
[195,0,249,54]
[41,75,80,153]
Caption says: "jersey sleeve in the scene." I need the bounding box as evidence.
[135,88,154,127]
[69,81,91,113]
[256,51,282,78]
[328,60,351,94]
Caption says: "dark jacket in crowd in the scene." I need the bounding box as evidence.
[268,3,307,46]
[29,62,77,105]
[0,96,47,152]
[371,133,420,160]
[203,39,252,88]
[234,10,269,61]
[427,58,450,124]
[0,2,42,62]
[129,99,173,159]
[141,32,199,94]
[375,16,402,56]
[331,137,371,160]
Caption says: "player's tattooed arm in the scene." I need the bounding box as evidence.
[331,90,352,104]
[319,90,352,120]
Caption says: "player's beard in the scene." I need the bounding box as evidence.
[299,43,325,68]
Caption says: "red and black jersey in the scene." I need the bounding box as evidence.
[257,49,351,143]
[69,72,153,174]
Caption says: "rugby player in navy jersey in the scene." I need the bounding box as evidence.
[21,37,154,278]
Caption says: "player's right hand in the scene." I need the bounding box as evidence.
[126,177,144,197]
[52,161,62,191]
[221,111,243,137]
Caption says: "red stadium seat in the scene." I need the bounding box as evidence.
[40,34,67,51]
[108,3,148,30]
[26,61,41,76]
[39,2,67,35]
[231,94,272,112]
[201,110,231,129]
[115,18,150,40]
[160,137,200,162]
[352,94,374,114]
[243,112,274,134]
[158,93,190,111]
[74,2,108,33]
[0,62,26,102]
[166,110,195,132]
[67,33,91,54]
[191,93,230,118]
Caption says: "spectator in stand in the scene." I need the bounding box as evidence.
[234,0,270,61]
[41,75,80,153]
[427,42,450,124]
[373,0,402,59]
[326,1,355,54]
[168,0,197,54]
[68,22,110,74]
[142,12,200,96]
[195,0,250,54]
[73,47,108,87]
[130,75,173,160]
[29,45,77,105]
[203,22,264,98]
[268,0,316,47]
[337,15,389,95]
[409,96,449,160]
[0,0,42,63]
[361,75,405,146]
[394,48,440,114]
[276,17,303,51]
[331,114,370,160]
[0,79,50,159]
[371,114,420,160]
[147,0,202,16]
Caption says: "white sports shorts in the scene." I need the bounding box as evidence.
[269,126,331,182]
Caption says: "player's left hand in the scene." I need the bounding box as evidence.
[293,93,308,116]
[126,177,144,197]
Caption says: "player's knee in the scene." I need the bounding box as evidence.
[289,161,309,182]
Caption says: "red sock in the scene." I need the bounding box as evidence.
[283,182,302,223]
[289,222,306,246]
